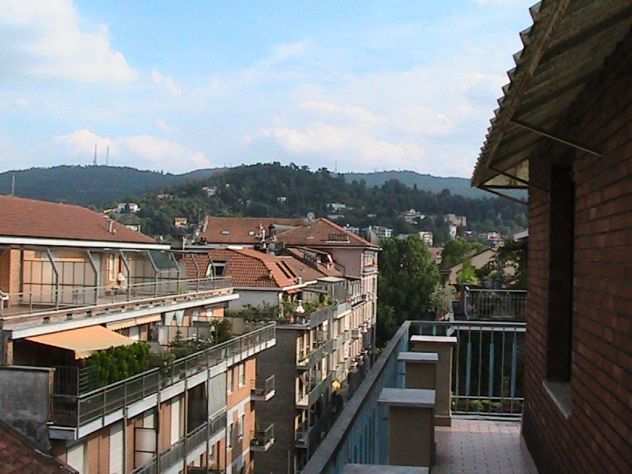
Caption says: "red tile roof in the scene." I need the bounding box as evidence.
[0,421,77,474]
[276,218,376,248]
[200,217,305,244]
[200,216,376,248]
[181,248,324,289]
[0,195,156,245]
[284,247,345,278]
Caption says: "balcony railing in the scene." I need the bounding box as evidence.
[51,324,275,428]
[298,339,334,370]
[0,277,233,330]
[301,319,526,474]
[133,411,227,474]
[251,375,276,401]
[463,288,527,321]
[250,424,275,452]
[297,373,332,408]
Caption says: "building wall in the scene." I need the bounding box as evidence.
[230,290,281,310]
[522,33,632,474]
[227,357,256,474]
[255,328,298,474]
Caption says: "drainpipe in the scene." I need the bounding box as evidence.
[45,248,60,308]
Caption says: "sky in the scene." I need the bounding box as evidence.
[0,0,534,177]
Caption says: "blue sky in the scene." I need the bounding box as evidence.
[0,0,533,176]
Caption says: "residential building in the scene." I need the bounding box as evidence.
[173,217,189,229]
[448,224,457,240]
[202,186,217,197]
[327,203,347,213]
[418,231,433,247]
[400,209,424,225]
[194,216,379,472]
[471,2,632,471]
[0,196,276,474]
[116,203,140,214]
[444,214,467,228]
[362,225,392,241]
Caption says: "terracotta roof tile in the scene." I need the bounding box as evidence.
[0,195,156,245]
[200,217,305,244]
[276,218,376,248]
[0,422,77,473]
[181,248,324,289]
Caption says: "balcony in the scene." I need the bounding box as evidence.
[460,288,527,321]
[297,373,332,408]
[252,375,276,401]
[133,411,227,474]
[251,424,275,452]
[301,320,532,474]
[351,329,361,340]
[49,324,276,438]
[0,277,234,337]
[298,339,334,371]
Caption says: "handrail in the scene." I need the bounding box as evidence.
[0,276,233,321]
[51,323,275,427]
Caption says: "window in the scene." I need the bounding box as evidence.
[228,423,234,448]
[239,363,246,387]
[207,262,226,277]
[239,414,245,439]
[544,165,575,416]
[227,369,233,394]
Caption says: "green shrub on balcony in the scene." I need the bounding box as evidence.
[86,342,151,386]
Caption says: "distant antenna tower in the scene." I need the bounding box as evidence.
[105,145,110,166]
[93,144,98,166]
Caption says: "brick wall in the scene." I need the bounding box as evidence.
[523,32,632,474]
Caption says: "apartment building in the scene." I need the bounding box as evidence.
[193,217,378,473]
[0,196,276,474]
[471,2,632,472]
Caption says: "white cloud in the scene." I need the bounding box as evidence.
[55,129,211,170]
[151,70,182,96]
[0,0,136,82]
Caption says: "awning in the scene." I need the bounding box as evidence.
[107,314,161,331]
[26,326,134,359]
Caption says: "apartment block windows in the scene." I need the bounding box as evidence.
[227,368,233,394]
[240,413,245,439]
[545,164,575,414]
[239,363,246,387]
[228,422,234,448]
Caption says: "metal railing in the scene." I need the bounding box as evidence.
[133,411,227,474]
[251,424,275,449]
[0,276,232,320]
[297,373,332,408]
[252,375,275,399]
[301,318,526,474]
[410,320,526,415]
[51,324,275,427]
[463,288,527,321]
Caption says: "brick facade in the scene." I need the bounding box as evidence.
[522,32,632,474]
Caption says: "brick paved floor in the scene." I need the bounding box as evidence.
[432,418,538,474]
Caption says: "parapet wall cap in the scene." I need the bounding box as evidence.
[397,351,439,364]
[410,335,457,344]
[378,388,436,408]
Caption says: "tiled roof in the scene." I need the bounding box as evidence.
[276,218,376,248]
[0,421,77,474]
[284,247,345,278]
[181,248,324,289]
[200,217,305,244]
[0,195,156,245]
[200,216,377,248]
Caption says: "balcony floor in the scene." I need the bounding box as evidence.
[433,418,538,474]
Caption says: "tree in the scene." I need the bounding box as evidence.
[440,239,485,269]
[377,236,440,345]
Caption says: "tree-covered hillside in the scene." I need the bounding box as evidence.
[131,163,527,240]
[0,165,222,204]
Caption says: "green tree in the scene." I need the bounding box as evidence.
[377,236,440,345]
